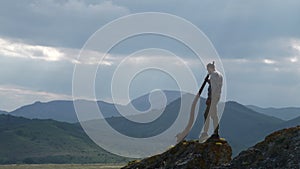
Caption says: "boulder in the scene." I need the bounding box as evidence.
[122,137,232,169]
[229,126,300,169]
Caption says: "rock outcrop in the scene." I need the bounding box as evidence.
[228,126,300,169]
[122,126,300,169]
[122,137,232,169]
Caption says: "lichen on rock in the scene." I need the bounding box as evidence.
[122,126,300,169]
[229,126,300,169]
[121,137,232,169]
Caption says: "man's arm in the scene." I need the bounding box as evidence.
[198,74,209,96]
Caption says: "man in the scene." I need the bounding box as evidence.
[199,61,223,141]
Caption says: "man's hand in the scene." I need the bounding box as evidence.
[198,74,210,96]
[206,98,211,105]
[205,74,209,82]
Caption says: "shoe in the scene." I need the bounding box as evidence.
[210,133,220,139]
[199,133,209,143]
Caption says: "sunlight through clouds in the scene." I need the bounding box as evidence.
[290,39,300,63]
[0,37,115,66]
[290,57,298,63]
[0,85,72,111]
[0,37,65,62]
[263,59,276,64]
[291,39,300,52]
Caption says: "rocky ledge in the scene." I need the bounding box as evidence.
[122,126,300,169]
[122,137,232,169]
[228,125,300,169]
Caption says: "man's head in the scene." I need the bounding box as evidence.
[206,61,215,74]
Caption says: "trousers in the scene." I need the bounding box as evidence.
[203,97,220,135]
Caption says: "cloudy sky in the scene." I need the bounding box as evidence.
[0,0,299,111]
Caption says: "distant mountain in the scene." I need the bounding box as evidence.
[247,105,300,121]
[0,114,130,164]
[9,90,182,123]
[103,93,189,138]
[82,94,286,156]
[130,90,182,111]
[277,116,300,129]
[10,100,124,123]
[5,91,300,157]
[0,110,7,114]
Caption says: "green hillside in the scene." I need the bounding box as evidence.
[0,115,130,164]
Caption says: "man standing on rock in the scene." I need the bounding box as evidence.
[199,61,223,142]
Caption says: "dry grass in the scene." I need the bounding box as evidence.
[0,163,125,169]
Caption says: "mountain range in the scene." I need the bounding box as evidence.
[1,90,300,163]
[9,90,182,123]
[90,94,299,156]
[9,100,119,123]
[9,91,299,124]
[247,105,300,120]
[0,110,7,114]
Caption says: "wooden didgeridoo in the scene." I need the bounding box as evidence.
[176,74,209,143]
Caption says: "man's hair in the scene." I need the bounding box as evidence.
[206,61,215,69]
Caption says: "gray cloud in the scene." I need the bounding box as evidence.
[0,0,299,110]
[0,0,130,48]
[111,0,300,58]
[1,0,300,55]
